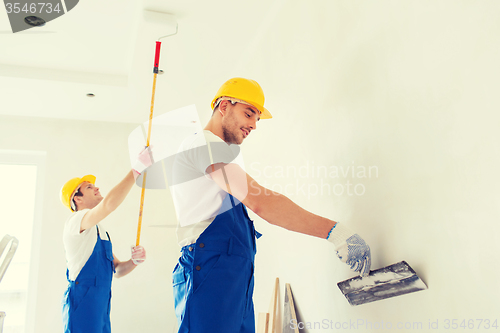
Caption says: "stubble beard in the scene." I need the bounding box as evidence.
[221,114,243,145]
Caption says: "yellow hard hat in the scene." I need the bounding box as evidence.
[211,77,272,119]
[60,175,96,211]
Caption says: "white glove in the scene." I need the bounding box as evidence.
[131,245,146,265]
[327,223,371,277]
[132,146,154,179]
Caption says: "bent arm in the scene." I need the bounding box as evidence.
[208,163,336,238]
[80,170,135,232]
[113,254,137,278]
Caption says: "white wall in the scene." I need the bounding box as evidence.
[1,1,500,333]
[243,1,500,332]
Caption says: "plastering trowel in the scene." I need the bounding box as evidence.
[337,261,427,306]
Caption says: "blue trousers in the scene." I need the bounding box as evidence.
[173,194,259,333]
[62,227,114,333]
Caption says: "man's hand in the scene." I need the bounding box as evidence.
[131,245,146,265]
[327,223,371,277]
[132,146,154,179]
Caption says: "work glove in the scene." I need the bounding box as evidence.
[131,245,146,265]
[327,223,371,277]
[132,146,154,179]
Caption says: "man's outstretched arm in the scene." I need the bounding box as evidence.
[208,162,371,276]
[80,171,135,232]
[208,163,335,237]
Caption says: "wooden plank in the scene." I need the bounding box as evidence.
[267,277,280,333]
[282,283,299,333]
[275,280,282,333]
[257,312,269,333]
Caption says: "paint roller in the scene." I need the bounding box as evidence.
[135,10,178,246]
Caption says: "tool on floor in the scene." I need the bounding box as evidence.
[283,283,299,333]
[257,277,281,333]
[337,261,427,306]
[135,12,178,246]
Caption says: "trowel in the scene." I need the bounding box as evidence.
[337,261,427,306]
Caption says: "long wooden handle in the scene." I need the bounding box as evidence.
[136,171,148,246]
[136,41,162,246]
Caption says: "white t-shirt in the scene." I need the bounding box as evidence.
[63,209,110,281]
[171,130,246,246]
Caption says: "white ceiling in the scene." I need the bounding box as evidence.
[0,0,282,123]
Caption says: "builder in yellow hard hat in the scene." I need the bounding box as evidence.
[60,150,151,333]
[170,78,371,332]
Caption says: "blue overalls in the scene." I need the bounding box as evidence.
[62,226,115,333]
[173,193,261,333]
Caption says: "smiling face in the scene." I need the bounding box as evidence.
[72,181,103,211]
[220,100,260,145]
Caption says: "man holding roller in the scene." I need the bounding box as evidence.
[60,161,150,332]
[170,78,371,333]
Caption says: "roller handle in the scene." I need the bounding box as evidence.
[137,41,161,246]
[153,41,161,74]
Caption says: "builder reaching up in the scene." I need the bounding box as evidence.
[170,77,372,333]
[59,166,150,333]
